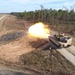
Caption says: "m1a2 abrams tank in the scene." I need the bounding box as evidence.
[48,33,72,48]
[53,33,72,47]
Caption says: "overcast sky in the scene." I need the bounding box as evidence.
[0,0,75,13]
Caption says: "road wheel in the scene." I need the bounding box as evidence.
[62,44,65,47]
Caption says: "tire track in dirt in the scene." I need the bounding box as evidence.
[0,15,6,31]
[57,48,75,66]
[66,45,75,56]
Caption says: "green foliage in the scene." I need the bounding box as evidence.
[10,8,75,25]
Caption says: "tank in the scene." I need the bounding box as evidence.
[53,33,72,47]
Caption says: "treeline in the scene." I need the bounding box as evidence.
[11,8,75,25]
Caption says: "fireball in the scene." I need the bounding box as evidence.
[28,22,50,38]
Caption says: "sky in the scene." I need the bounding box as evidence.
[0,0,75,13]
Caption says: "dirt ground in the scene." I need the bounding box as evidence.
[0,15,37,62]
[0,15,75,75]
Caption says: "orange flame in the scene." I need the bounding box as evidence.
[28,22,50,38]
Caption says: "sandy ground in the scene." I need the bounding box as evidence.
[0,15,75,75]
[0,15,48,62]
